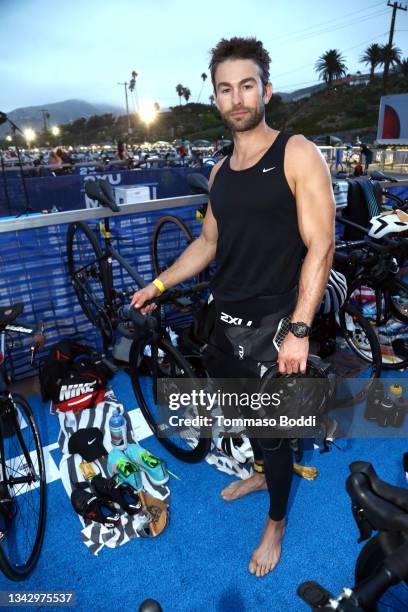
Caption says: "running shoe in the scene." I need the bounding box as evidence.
[107,449,143,492]
[126,443,169,486]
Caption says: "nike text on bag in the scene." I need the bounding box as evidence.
[40,339,113,412]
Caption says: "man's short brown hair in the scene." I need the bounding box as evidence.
[209,37,271,92]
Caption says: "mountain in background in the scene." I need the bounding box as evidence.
[0,99,123,136]
[275,83,326,102]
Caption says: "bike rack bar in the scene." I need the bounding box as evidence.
[0,194,208,234]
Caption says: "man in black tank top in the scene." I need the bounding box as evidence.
[131,37,335,577]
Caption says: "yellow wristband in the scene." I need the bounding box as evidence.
[152,278,166,294]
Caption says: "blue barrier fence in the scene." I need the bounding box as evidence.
[0,203,202,380]
[0,167,211,216]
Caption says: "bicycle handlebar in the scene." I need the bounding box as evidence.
[145,281,210,307]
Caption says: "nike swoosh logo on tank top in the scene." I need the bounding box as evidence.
[262,166,276,173]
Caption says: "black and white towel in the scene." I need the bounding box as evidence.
[53,388,170,555]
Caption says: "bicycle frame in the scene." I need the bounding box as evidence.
[97,216,147,300]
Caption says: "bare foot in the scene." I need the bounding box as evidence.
[221,473,267,501]
[248,517,286,577]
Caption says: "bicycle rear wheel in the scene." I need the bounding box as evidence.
[348,278,408,370]
[152,215,200,311]
[129,336,211,463]
[0,394,46,580]
[66,221,113,346]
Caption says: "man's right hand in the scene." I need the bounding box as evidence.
[130,283,161,314]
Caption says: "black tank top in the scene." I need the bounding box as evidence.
[210,131,306,303]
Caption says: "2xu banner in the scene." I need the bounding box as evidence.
[156,377,408,440]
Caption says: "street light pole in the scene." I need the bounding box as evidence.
[118,82,132,135]
[40,109,49,132]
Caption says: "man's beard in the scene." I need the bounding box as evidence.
[220,101,265,133]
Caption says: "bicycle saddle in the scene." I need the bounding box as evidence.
[347,461,408,538]
[84,178,120,212]
[186,173,209,194]
[0,303,24,328]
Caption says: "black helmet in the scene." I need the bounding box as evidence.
[257,355,336,438]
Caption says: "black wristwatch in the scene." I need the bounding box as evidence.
[289,321,311,338]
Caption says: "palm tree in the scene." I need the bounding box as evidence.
[360,43,382,81]
[380,43,402,93]
[183,87,191,103]
[197,72,207,103]
[315,49,347,86]
[209,94,215,105]
[176,84,184,105]
[399,57,408,78]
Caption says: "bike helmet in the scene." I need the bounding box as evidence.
[257,355,336,437]
[317,269,348,315]
[368,211,408,239]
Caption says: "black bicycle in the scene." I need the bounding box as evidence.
[0,304,46,581]
[67,179,212,463]
[298,459,408,611]
[66,179,150,349]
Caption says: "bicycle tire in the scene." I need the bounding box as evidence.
[355,535,408,612]
[0,394,46,581]
[348,278,408,370]
[129,336,211,463]
[389,278,408,324]
[335,302,382,407]
[66,221,113,345]
[151,215,201,312]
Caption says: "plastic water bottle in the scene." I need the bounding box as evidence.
[109,408,127,450]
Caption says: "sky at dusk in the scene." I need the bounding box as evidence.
[0,0,407,113]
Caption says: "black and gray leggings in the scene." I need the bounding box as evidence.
[204,292,297,522]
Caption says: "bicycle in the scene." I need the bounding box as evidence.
[0,303,46,580]
[66,179,212,462]
[335,216,408,370]
[66,178,152,350]
[298,459,408,611]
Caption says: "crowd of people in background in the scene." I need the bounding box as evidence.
[1,139,377,177]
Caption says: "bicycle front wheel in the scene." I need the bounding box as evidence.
[0,394,46,580]
[129,336,211,463]
[66,221,113,345]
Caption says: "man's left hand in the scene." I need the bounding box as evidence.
[278,334,309,375]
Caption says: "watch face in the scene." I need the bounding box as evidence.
[292,322,309,337]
